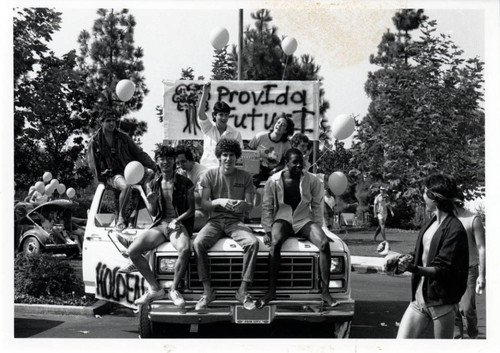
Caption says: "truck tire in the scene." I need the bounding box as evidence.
[138,305,161,338]
[22,237,41,255]
[333,320,352,338]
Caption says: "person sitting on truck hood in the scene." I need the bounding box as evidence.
[125,145,195,306]
[258,148,338,309]
[193,138,258,311]
[87,109,157,231]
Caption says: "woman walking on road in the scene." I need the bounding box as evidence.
[396,174,469,339]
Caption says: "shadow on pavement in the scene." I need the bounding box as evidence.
[14,318,64,338]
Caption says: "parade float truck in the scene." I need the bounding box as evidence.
[82,80,354,338]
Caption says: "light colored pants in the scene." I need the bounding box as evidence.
[193,218,258,283]
[454,265,479,339]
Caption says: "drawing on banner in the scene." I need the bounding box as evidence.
[163,80,320,141]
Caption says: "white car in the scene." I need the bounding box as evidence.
[82,183,354,338]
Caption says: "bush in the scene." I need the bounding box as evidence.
[14,253,83,297]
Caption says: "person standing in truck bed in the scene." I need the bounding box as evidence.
[258,148,338,309]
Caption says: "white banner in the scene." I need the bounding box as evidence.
[162,80,320,141]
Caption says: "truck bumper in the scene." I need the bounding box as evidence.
[148,298,355,325]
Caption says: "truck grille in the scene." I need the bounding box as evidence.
[188,255,315,290]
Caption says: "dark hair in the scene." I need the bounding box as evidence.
[212,101,231,122]
[424,173,458,213]
[154,145,176,161]
[290,132,310,148]
[215,138,242,159]
[272,115,295,143]
[175,145,195,161]
[100,109,118,122]
[284,147,303,162]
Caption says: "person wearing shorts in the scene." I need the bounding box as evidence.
[193,138,258,311]
[88,110,157,230]
[373,186,394,241]
[127,145,195,306]
[258,148,338,308]
[396,174,468,339]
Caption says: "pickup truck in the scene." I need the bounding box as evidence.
[82,183,355,338]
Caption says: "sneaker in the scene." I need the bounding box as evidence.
[236,291,256,311]
[134,288,165,305]
[195,289,216,311]
[118,262,138,273]
[168,289,186,307]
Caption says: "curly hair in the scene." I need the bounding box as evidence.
[272,115,295,143]
[154,145,176,161]
[424,173,459,213]
[175,144,195,161]
[212,101,231,122]
[290,132,310,148]
[215,138,242,159]
[284,147,303,162]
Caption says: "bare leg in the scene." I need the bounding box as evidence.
[169,229,191,290]
[397,304,430,338]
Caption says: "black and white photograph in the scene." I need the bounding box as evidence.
[2,0,499,352]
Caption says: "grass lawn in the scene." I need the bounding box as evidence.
[338,228,419,257]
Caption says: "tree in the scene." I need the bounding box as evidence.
[211,48,236,80]
[350,10,485,225]
[76,8,149,137]
[14,8,94,191]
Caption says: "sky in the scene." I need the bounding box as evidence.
[2,1,500,353]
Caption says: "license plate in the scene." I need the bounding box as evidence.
[235,305,271,324]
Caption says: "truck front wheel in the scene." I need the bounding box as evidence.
[333,320,352,338]
[138,305,160,338]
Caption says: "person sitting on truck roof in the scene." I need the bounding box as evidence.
[87,109,157,231]
[174,144,208,232]
[258,148,338,309]
[193,138,258,311]
[197,82,243,170]
[126,145,195,306]
[247,114,294,187]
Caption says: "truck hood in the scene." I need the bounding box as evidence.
[156,227,347,253]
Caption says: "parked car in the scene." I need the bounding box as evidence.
[82,183,355,338]
[15,200,81,256]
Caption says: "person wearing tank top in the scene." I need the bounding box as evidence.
[396,174,468,339]
[453,194,485,339]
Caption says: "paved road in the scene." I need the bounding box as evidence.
[14,272,486,339]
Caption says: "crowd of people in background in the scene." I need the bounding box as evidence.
[84,95,485,339]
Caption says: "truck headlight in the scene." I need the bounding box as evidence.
[330,256,344,274]
[158,257,176,274]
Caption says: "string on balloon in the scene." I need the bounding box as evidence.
[282,55,290,80]
[308,142,337,171]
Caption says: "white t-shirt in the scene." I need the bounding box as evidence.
[198,118,243,169]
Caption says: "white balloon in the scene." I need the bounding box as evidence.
[45,184,55,196]
[66,188,76,199]
[116,79,136,102]
[124,161,145,185]
[209,27,229,50]
[57,184,66,194]
[282,37,298,55]
[328,171,348,196]
[50,179,59,188]
[330,114,355,140]
[42,172,52,183]
[34,181,45,194]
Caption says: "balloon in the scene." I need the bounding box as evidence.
[330,114,355,140]
[209,27,229,50]
[42,172,52,183]
[57,184,66,194]
[29,186,35,194]
[45,184,55,196]
[116,79,136,102]
[124,161,145,185]
[328,171,348,196]
[50,179,59,188]
[281,36,298,55]
[34,181,45,194]
[66,188,76,199]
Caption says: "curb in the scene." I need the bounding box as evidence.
[14,300,113,316]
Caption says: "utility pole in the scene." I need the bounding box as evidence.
[238,9,243,80]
